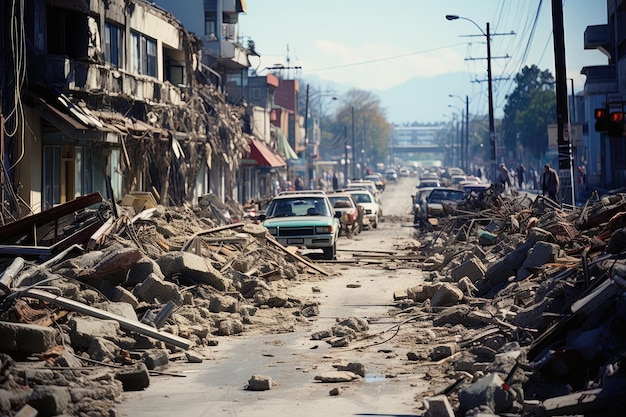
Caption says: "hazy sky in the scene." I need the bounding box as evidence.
[238,1,608,123]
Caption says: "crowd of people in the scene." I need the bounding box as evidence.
[495,161,587,204]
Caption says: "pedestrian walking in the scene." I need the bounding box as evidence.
[541,164,560,201]
[295,176,304,191]
[516,164,526,189]
[499,163,511,194]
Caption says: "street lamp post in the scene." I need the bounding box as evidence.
[449,94,470,173]
[446,15,496,182]
[303,85,337,188]
[448,105,462,168]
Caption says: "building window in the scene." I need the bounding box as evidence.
[43,145,93,209]
[131,31,157,77]
[205,12,217,40]
[104,22,124,67]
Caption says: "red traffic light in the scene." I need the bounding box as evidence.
[611,112,624,123]
[594,108,609,132]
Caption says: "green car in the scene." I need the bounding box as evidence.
[261,191,341,260]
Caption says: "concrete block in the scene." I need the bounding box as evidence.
[133,272,183,305]
[69,316,120,349]
[430,283,464,307]
[0,322,57,355]
[451,258,486,283]
[115,363,150,391]
[517,241,560,280]
[157,251,229,291]
[429,343,457,361]
[458,372,514,414]
[246,374,276,391]
[424,395,455,417]
[28,386,70,416]
[142,348,169,370]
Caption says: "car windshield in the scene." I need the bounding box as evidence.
[328,196,353,208]
[268,197,331,218]
[352,193,373,204]
[427,189,465,203]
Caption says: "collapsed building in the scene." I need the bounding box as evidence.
[0,0,300,224]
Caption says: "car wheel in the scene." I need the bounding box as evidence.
[322,243,336,260]
[372,214,378,229]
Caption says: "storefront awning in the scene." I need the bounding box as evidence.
[30,94,123,141]
[276,129,299,160]
[243,140,286,168]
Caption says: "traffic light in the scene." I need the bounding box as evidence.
[608,111,625,137]
[594,108,608,132]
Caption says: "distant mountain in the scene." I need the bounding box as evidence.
[377,72,482,125]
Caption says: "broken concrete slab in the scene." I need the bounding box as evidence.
[458,372,515,414]
[314,371,361,383]
[0,322,58,355]
[245,374,276,391]
[157,251,229,291]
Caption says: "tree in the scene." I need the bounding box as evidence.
[502,65,556,160]
[321,89,392,172]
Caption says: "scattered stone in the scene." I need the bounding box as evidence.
[429,343,457,361]
[430,283,463,307]
[28,385,70,416]
[185,350,204,363]
[458,373,514,414]
[114,363,150,391]
[246,374,276,391]
[424,394,455,417]
[314,371,361,383]
[0,322,58,355]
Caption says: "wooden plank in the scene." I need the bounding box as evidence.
[542,388,602,415]
[0,192,103,243]
[22,289,191,350]
[265,235,330,276]
[180,223,246,252]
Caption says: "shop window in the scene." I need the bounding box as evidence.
[104,22,124,67]
[131,31,157,77]
[43,145,93,209]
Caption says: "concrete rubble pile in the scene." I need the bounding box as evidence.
[0,192,324,416]
[395,191,626,416]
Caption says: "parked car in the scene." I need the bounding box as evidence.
[412,186,436,218]
[344,189,381,229]
[343,180,380,200]
[364,173,386,191]
[384,169,398,182]
[327,192,363,236]
[418,179,441,188]
[260,192,341,260]
[414,187,466,225]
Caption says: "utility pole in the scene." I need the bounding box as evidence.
[446,15,514,182]
[351,106,356,180]
[465,95,470,174]
[486,22,496,183]
[552,0,575,206]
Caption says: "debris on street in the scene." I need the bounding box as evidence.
[0,193,326,416]
[385,191,626,416]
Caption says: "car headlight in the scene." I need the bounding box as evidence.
[315,226,334,233]
[266,227,277,235]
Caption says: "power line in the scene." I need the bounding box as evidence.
[306,43,468,73]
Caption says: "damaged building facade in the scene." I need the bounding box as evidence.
[0,0,296,222]
[583,0,626,190]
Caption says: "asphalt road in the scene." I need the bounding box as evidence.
[114,176,430,417]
